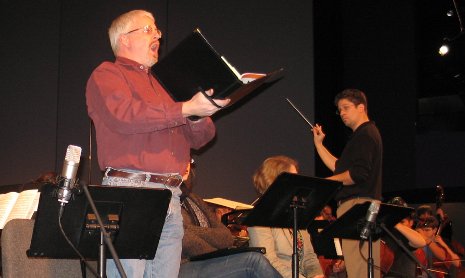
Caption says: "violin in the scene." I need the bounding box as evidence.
[435,185,453,240]
[415,248,430,278]
[432,185,465,277]
[220,209,250,247]
[380,239,395,276]
[435,186,465,277]
[414,247,449,278]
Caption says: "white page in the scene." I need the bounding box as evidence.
[5,189,39,225]
[240,73,266,84]
[27,191,41,218]
[0,192,19,229]
[334,238,343,256]
[203,197,254,210]
[221,56,241,79]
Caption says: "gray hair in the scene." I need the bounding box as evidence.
[108,10,154,55]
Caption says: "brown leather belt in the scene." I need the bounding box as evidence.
[106,169,183,187]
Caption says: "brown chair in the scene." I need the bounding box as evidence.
[1,219,97,278]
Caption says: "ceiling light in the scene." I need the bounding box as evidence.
[439,44,450,56]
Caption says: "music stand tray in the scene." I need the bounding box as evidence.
[319,202,414,240]
[239,173,342,229]
[27,183,171,260]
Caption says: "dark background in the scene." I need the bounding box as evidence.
[1,0,464,240]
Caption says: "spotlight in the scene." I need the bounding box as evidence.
[438,32,464,56]
[439,44,450,56]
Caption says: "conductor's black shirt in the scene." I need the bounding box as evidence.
[334,121,383,202]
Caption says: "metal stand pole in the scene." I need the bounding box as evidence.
[290,196,306,278]
[367,234,374,278]
[99,232,106,278]
[292,202,299,278]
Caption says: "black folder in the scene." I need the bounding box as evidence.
[152,28,283,106]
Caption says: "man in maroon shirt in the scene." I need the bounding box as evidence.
[86,9,229,278]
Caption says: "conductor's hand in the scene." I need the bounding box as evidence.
[182,89,230,118]
[312,124,326,145]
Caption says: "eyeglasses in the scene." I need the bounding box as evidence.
[336,104,356,115]
[125,25,162,39]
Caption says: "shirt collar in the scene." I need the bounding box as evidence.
[115,56,151,72]
[348,120,373,139]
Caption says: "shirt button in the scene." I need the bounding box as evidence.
[139,65,144,70]
[171,152,174,156]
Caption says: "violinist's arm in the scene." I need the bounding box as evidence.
[395,223,426,248]
[428,241,447,261]
[435,236,461,268]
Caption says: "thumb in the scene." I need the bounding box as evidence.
[205,89,214,96]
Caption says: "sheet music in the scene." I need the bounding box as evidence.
[3,189,40,228]
[334,238,343,256]
[29,191,41,217]
[203,197,253,210]
[0,192,20,229]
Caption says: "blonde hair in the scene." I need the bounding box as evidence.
[108,10,154,55]
[252,155,298,195]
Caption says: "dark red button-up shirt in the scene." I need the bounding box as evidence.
[86,57,215,174]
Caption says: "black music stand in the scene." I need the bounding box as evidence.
[238,173,342,278]
[319,202,414,278]
[27,183,171,277]
[308,220,341,259]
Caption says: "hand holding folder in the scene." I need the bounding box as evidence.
[197,88,228,109]
[182,89,230,119]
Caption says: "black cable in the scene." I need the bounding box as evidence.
[358,239,384,274]
[58,206,100,278]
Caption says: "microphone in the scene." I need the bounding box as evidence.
[57,145,82,206]
[360,200,380,240]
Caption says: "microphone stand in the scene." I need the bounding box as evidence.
[82,184,127,278]
[359,223,375,278]
[290,196,306,278]
[368,233,374,278]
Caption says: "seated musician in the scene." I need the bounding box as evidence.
[178,162,281,278]
[381,197,426,278]
[207,202,249,243]
[247,155,324,278]
[416,204,464,276]
[316,205,336,222]
[313,205,347,278]
[415,216,461,278]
